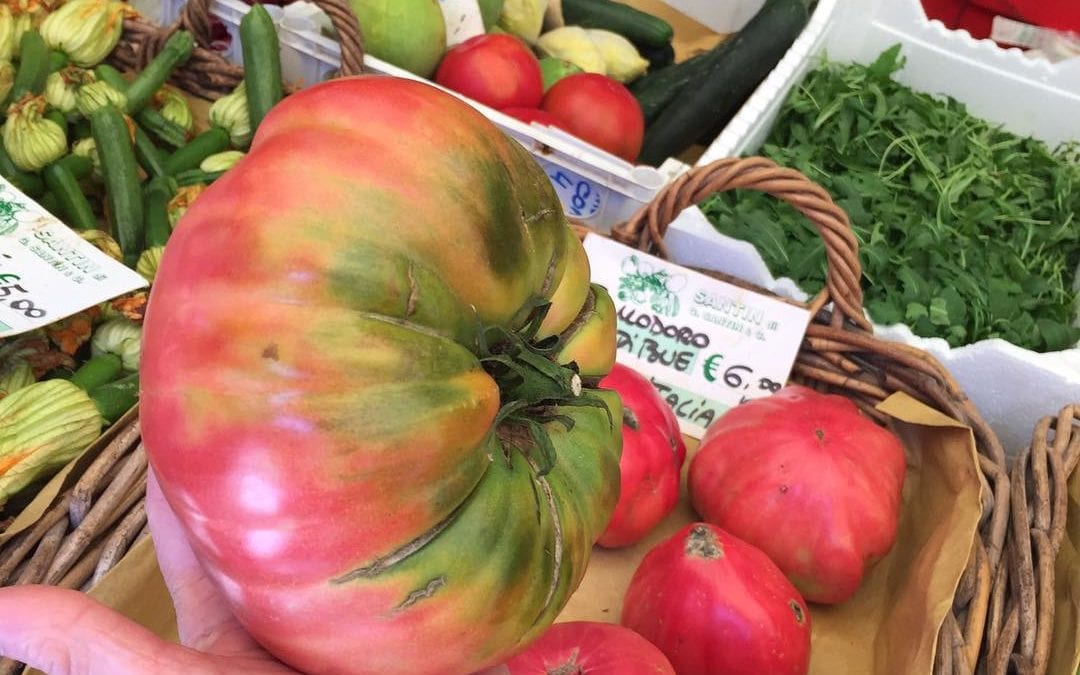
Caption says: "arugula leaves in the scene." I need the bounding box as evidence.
[702,44,1080,352]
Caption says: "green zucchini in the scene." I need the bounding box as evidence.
[638,0,810,166]
[133,124,168,179]
[69,353,123,392]
[629,50,711,125]
[143,178,173,248]
[48,51,69,72]
[93,64,129,91]
[173,167,225,187]
[7,31,50,105]
[89,372,139,424]
[137,108,190,149]
[239,4,284,132]
[0,144,45,197]
[124,30,195,114]
[43,161,96,230]
[56,153,93,180]
[90,105,144,267]
[37,190,61,217]
[164,127,229,175]
[561,0,674,48]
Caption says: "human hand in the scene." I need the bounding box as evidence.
[0,470,299,675]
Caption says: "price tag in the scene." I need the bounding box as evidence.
[583,234,812,438]
[438,0,487,47]
[538,159,606,220]
[0,177,148,338]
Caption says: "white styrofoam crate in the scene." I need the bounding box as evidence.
[669,0,1080,454]
[152,0,835,231]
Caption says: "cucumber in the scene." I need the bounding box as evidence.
[637,0,810,166]
[43,161,96,230]
[629,50,711,125]
[7,31,50,105]
[124,31,195,114]
[561,0,674,48]
[69,353,123,392]
[239,4,284,132]
[91,106,144,267]
[636,40,675,72]
[164,127,229,175]
[89,372,139,425]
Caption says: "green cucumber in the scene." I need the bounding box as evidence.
[124,31,195,114]
[561,0,674,48]
[629,50,711,125]
[43,161,96,230]
[164,127,229,175]
[0,144,45,197]
[69,353,123,392]
[143,178,173,247]
[89,372,139,425]
[638,0,810,166]
[239,4,284,132]
[90,105,144,267]
[637,40,675,72]
[7,31,50,105]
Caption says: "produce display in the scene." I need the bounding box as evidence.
[703,45,1080,353]
[498,621,676,674]
[0,0,276,515]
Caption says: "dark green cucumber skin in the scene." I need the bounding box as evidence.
[561,0,674,48]
[124,31,195,114]
[43,162,97,231]
[636,40,675,73]
[637,0,809,166]
[164,127,230,176]
[629,50,710,125]
[239,4,284,133]
[91,106,145,267]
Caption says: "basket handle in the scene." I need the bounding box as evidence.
[175,0,367,77]
[610,156,870,331]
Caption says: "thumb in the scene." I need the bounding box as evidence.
[0,584,207,675]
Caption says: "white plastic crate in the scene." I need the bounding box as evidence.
[153,0,835,231]
[666,0,1080,454]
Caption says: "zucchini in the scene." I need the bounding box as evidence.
[90,106,144,267]
[0,144,45,197]
[239,4,284,132]
[561,0,674,48]
[89,372,139,425]
[93,64,129,91]
[43,161,96,230]
[173,167,225,187]
[56,153,93,180]
[7,31,50,105]
[143,178,173,248]
[137,108,190,149]
[69,353,123,392]
[637,0,810,166]
[124,31,195,114]
[164,127,229,175]
[133,124,168,179]
[629,50,711,125]
[48,51,69,72]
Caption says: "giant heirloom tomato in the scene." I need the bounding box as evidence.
[688,385,907,604]
[140,76,622,675]
[499,621,676,674]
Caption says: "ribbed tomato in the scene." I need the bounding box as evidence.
[140,76,622,675]
[621,523,812,675]
[498,621,675,674]
[688,385,907,604]
[596,363,685,548]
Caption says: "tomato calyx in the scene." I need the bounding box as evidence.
[477,302,612,475]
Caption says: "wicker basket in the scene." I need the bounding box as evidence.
[0,2,1075,673]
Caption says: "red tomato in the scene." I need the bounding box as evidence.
[435,34,544,110]
[500,621,675,674]
[622,523,812,675]
[596,363,686,548]
[540,73,645,163]
[500,106,568,131]
[688,385,907,604]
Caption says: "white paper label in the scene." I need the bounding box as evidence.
[0,177,148,338]
[537,157,607,220]
[439,0,487,47]
[584,234,812,438]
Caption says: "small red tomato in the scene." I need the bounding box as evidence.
[500,621,676,674]
[597,363,686,548]
[540,73,645,163]
[435,34,544,110]
[500,106,568,131]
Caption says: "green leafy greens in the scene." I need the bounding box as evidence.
[702,44,1080,352]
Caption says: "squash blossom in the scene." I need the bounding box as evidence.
[0,6,14,62]
[0,379,103,506]
[199,149,244,173]
[2,94,66,171]
[167,184,205,228]
[45,65,94,116]
[0,60,13,103]
[135,246,163,283]
[75,79,126,117]
[154,84,194,132]
[91,317,141,371]
[81,228,122,260]
[208,82,250,148]
[0,360,34,400]
[40,0,130,68]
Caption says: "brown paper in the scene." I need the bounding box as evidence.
[1049,463,1080,673]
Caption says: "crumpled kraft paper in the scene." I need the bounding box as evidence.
[563,391,984,675]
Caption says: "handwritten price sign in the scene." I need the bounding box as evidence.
[0,177,147,337]
[584,234,811,438]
